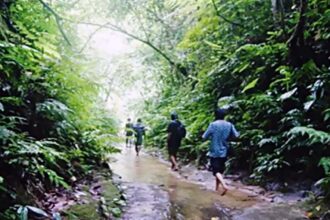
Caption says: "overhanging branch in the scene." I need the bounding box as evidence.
[211,0,244,28]
[38,0,71,45]
[76,21,187,75]
[78,22,109,53]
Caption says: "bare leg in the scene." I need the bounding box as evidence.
[135,144,140,156]
[215,172,228,195]
[215,178,220,191]
[126,137,128,147]
[170,155,178,170]
[170,157,174,169]
[169,155,174,169]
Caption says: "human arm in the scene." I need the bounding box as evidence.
[167,122,175,143]
[202,124,213,140]
[132,125,138,135]
[228,124,240,141]
[142,126,147,136]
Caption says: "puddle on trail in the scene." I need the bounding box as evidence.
[110,147,258,219]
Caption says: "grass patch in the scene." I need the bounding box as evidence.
[65,202,100,220]
[63,171,123,219]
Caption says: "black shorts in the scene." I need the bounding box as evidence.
[210,157,227,176]
[167,139,181,156]
[168,146,179,156]
[126,131,133,136]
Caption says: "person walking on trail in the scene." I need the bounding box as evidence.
[125,118,134,148]
[202,108,239,196]
[133,118,145,156]
[167,112,186,171]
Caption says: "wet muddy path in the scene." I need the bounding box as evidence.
[110,147,306,220]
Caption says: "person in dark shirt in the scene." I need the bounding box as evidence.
[167,113,184,171]
[133,118,145,156]
[203,109,239,195]
[125,118,134,147]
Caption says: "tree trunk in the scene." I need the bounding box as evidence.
[287,0,309,67]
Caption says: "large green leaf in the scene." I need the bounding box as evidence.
[280,88,297,101]
[242,78,258,93]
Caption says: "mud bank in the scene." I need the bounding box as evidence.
[42,170,124,219]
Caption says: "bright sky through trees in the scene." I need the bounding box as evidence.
[77,24,150,122]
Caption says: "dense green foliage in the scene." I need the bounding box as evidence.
[141,0,330,196]
[0,0,329,217]
[0,0,118,217]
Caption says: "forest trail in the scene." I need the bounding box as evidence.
[110,147,306,220]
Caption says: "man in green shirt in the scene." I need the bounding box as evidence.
[125,118,134,147]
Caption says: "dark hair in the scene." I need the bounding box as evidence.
[171,112,178,120]
[215,108,225,120]
[137,118,142,122]
[127,118,131,121]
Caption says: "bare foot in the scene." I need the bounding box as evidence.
[221,188,228,196]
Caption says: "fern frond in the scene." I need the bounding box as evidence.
[286,126,330,146]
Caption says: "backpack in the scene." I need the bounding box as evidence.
[177,122,186,139]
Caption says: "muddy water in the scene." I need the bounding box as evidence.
[110,147,260,219]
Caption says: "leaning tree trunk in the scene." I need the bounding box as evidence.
[287,0,309,67]
[272,0,296,38]
[0,0,18,33]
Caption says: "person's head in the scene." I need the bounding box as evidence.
[171,112,178,120]
[127,118,131,122]
[137,118,142,123]
[215,108,226,120]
